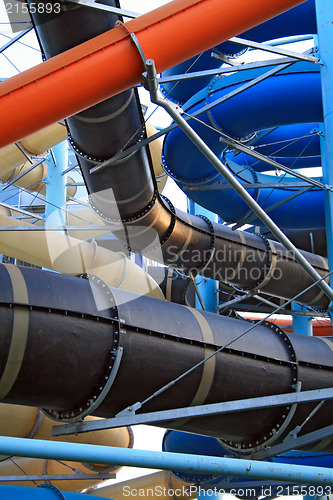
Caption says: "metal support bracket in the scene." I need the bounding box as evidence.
[229,37,321,64]
[0,472,116,482]
[45,346,123,423]
[52,387,333,436]
[115,21,149,79]
[252,424,333,461]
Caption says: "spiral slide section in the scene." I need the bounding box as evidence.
[163,61,325,231]
[160,0,317,105]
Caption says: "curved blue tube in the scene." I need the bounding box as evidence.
[179,158,324,229]
[227,152,320,172]
[160,0,316,105]
[163,63,324,229]
[163,429,333,493]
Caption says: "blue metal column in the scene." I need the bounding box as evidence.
[44,141,68,227]
[315,0,333,320]
[292,303,313,336]
[188,199,218,313]
[307,6,332,500]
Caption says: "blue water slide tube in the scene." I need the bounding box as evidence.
[162,62,324,230]
[0,485,108,500]
[160,0,316,104]
[162,429,333,495]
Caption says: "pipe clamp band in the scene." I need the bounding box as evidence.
[223,319,299,453]
[249,235,275,292]
[25,409,44,439]
[0,265,30,401]
[43,275,122,422]
[115,21,148,72]
[170,308,216,428]
[196,214,216,274]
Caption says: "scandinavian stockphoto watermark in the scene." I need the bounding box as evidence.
[122,484,333,498]
[167,244,285,283]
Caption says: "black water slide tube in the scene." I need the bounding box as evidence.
[0,263,332,451]
[27,0,330,310]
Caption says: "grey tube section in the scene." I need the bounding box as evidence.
[28,1,330,310]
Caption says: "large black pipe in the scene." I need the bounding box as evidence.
[0,263,332,452]
[27,1,330,310]
[147,266,196,306]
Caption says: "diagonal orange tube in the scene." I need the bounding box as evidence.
[0,0,305,148]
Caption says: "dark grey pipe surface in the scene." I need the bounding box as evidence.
[0,264,332,451]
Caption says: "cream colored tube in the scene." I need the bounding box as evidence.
[21,122,67,154]
[0,122,77,196]
[1,162,76,198]
[0,123,66,171]
[0,405,133,491]
[0,456,119,492]
[0,405,131,447]
[8,206,108,240]
[146,121,167,193]
[0,121,164,199]
[86,470,195,499]
[0,406,132,468]
[0,213,164,299]
[65,207,111,240]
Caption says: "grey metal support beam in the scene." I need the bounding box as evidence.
[253,424,333,461]
[0,473,116,482]
[53,387,333,436]
[0,28,32,54]
[0,202,44,221]
[158,56,301,84]
[229,36,321,64]
[144,59,333,303]
[0,225,112,232]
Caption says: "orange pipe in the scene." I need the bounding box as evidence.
[0,0,305,148]
[245,316,333,336]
